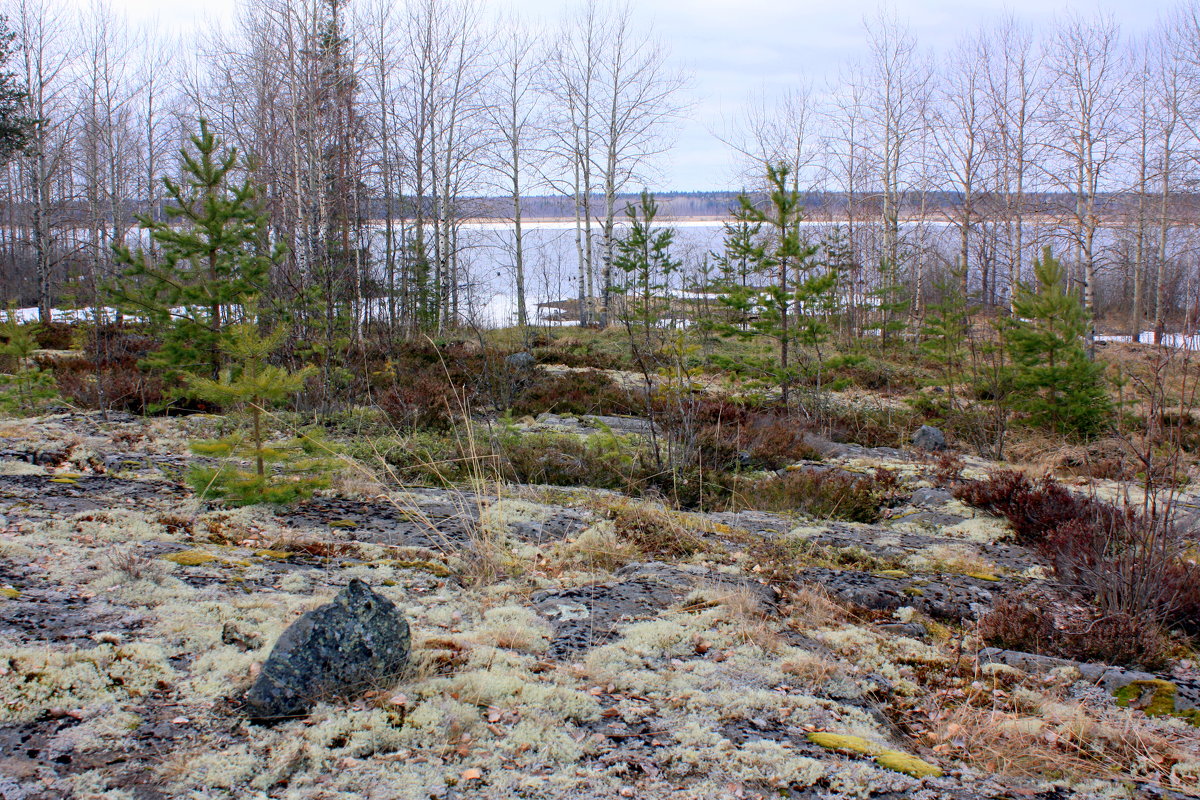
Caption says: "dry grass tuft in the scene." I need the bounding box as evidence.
[787,583,851,629]
[924,699,1198,792]
[600,498,709,558]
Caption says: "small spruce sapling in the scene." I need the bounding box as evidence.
[187,313,334,505]
[1002,247,1111,438]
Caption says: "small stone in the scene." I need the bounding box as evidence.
[505,351,536,369]
[912,425,947,451]
[243,579,410,722]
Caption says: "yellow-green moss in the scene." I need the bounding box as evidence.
[966,571,1001,582]
[328,519,358,528]
[384,559,452,577]
[48,477,76,484]
[1115,679,1176,716]
[902,587,924,597]
[0,587,19,599]
[162,550,218,567]
[875,750,943,778]
[877,569,909,579]
[253,550,293,560]
[807,732,877,754]
[806,732,942,778]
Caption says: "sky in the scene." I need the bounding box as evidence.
[105,0,1175,191]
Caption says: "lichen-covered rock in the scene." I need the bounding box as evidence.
[505,351,536,369]
[912,425,946,451]
[244,579,410,722]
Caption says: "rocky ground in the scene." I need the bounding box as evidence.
[0,411,1198,799]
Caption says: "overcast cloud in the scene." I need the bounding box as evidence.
[102,0,1170,190]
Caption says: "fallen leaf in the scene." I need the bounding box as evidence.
[460,768,482,782]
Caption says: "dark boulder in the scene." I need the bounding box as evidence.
[244,579,410,722]
[912,425,947,451]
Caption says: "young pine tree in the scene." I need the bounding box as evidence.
[0,309,41,411]
[920,263,971,410]
[713,164,829,406]
[613,190,680,354]
[187,315,334,505]
[1003,247,1111,438]
[112,119,284,383]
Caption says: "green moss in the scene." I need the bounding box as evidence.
[1114,679,1176,716]
[162,550,218,567]
[965,572,1001,582]
[902,586,924,597]
[329,519,358,529]
[48,477,76,484]
[807,732,877,754]
[0,587,19,599]
[806,732,942,778]
[383,559,452,578]
[877,569,909,579]
[253,550,293,560]
[874,750,944,778]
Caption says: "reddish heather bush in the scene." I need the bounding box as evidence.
[656,398,822,472]
[377,374,459,431]
[977,596,1057,654]
[952,470,1125,546]
[1162,561,1200,637]
[977,596,1171,671]
[957,471,1195,642]
[32,322,75,350]
[55,364,163,414]
[508,369,636,417]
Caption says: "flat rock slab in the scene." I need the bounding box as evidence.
[979,647,1200,712]
[280,491,589,549]
[798,567,1010,621]
[0,474,186,517]
[534,562,778,659]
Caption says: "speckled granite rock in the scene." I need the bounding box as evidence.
[244,579,410,722]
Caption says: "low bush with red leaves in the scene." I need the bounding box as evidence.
[956,470,1198,639]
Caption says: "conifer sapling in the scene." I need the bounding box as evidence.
[187,310,334,505]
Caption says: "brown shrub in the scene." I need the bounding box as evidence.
[956,472,1193,638]
[951,470,1124,546]
[657,398,822,472]
[737,467,891,522]
[55,364,163,414]
[976,597,1057,654]
[977,596,1171,670]
[377,375,459,431]
[32,322,75,350]
[509,369,636,417]
[606,500,707,558]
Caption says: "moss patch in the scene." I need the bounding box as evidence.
[1114,679,1197,726]
[253,550,294,560]
[163,550,218,567]
[0,587,19,599]
[806,732,943,779]
[383,559,452,578]
[875,750,944,778]
[966,571,1001,582]
[1115,679,1177,717]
